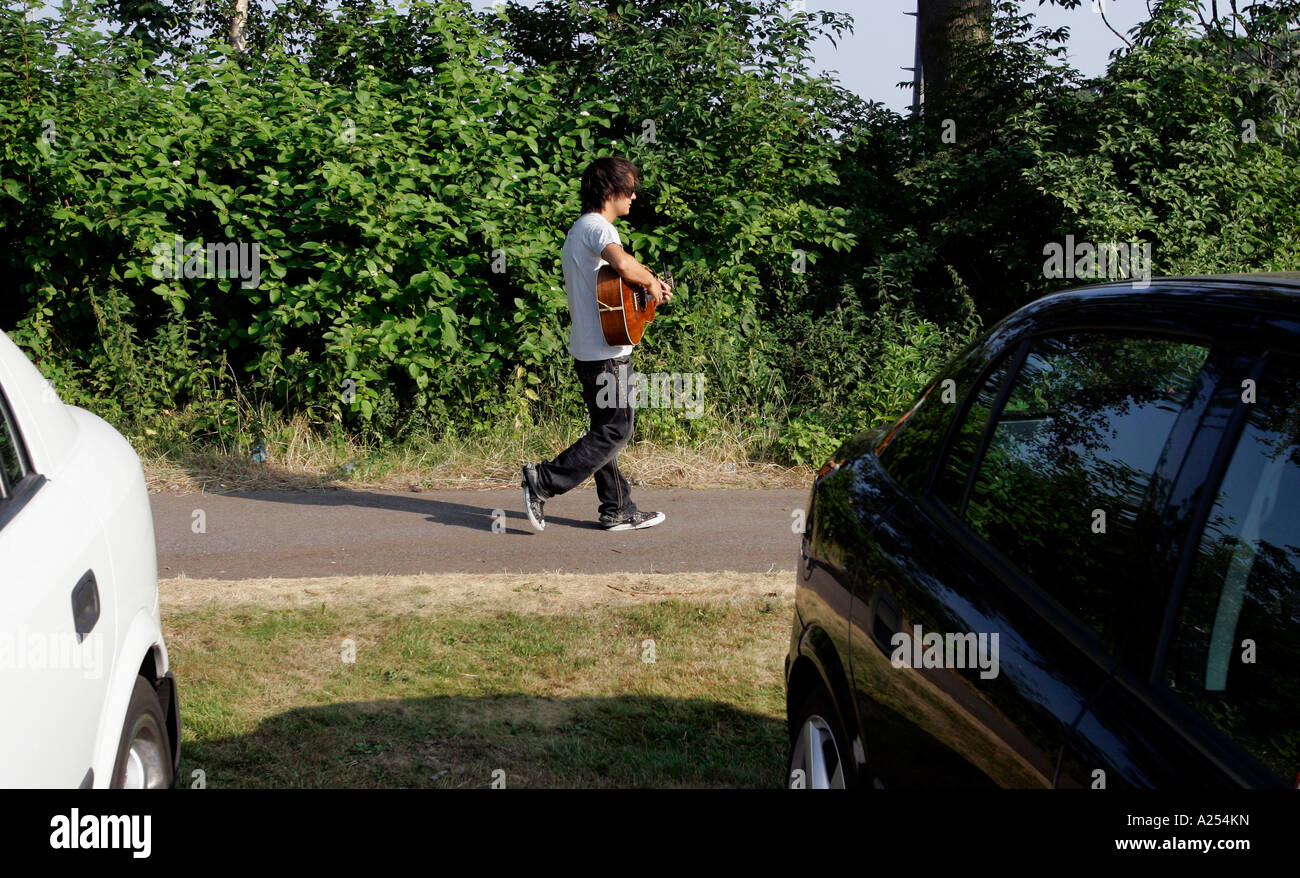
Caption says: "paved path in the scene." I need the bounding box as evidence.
[151,487,809,579]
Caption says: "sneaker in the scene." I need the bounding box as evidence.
[521,465,545,532]
[601,510,666,531]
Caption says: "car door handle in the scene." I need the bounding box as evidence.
[71,570,100,641]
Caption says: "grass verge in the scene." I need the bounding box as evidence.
[166,572,794,788]
[141,411,813,494]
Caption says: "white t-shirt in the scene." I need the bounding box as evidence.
[562,212,634,361]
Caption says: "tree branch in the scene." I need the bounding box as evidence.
[1099,6,1132,50]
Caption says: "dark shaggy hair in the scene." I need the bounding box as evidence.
[580,156,640,214]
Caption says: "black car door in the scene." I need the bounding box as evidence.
[849,325,1218,788]
[1058,339,1300,789]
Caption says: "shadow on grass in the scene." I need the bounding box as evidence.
[180,692,788,789]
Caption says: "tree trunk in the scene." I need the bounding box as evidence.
[916,0,992,106]
[230,0,249,54]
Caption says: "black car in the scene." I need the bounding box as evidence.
[785,274,1300,789]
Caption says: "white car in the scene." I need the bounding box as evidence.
[0,330,178,787]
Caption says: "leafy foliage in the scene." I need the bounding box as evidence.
[1,0,1298,467]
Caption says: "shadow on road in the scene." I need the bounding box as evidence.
[178,456,600,533]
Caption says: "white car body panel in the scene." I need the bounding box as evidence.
[90,612,170,787]
[0,337,79,476]
[0,330,171,787]
[0,479,117,785]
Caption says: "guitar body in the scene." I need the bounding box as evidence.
[597,265,658,346]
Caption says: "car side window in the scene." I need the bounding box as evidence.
[877,348,999,496]
[1166,353,1300,782]
[934,353,1015,511]
[959,332,1209,650]
[0,390,31,500]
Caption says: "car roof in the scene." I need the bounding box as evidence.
[1162,272,1300,286]
[1029,273,1300,319]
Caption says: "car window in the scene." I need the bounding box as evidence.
[934,353,1015,511]
[877,348,1005,496]
[960,332,1209,650]
[1166,353,1300,782]
[0,390,30,499]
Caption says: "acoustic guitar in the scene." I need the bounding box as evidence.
[596,265,673,346]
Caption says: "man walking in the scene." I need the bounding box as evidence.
[521,157,672,532]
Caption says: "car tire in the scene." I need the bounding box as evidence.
[111,676,173,789]
[787,685,853,789]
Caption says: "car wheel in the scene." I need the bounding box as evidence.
[787,686,851,789]
[111,676,173,789]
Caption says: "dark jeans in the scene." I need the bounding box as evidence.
[532,355,638,519]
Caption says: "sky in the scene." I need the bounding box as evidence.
[471,1,1160,114]
[810,1,1154,112]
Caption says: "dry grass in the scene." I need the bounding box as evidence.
[160,570,794,614]
[142,427,813,494]
[167,572,796,788]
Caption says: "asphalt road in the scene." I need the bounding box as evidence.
[151,487,810,579]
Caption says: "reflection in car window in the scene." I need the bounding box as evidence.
[0,394,29,495]
[1168,354,1300,782]
[935,354,1013,511]
[878,349,998,496]
[962,333,1209,650]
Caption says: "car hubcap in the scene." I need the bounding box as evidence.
[121,716,168,789]
[791,714,845,789]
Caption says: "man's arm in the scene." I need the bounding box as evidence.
[602,243,673,304]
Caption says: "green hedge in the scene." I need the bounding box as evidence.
[1,0,1296,467]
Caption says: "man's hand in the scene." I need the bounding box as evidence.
[603,243,673,305]
[650,276,673,305]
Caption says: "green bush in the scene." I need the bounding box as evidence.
[1,0,1297,466]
